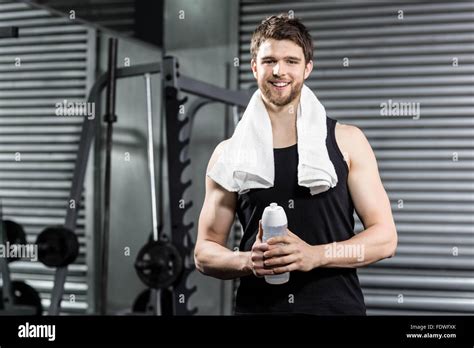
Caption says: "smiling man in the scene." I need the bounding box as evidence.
[195,14,397,315]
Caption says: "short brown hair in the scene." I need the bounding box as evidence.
[250,14,314,64]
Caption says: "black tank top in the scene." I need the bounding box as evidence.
[235,116,367,315]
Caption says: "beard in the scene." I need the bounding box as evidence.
[260,79,303,107]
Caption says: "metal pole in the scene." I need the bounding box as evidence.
[100,37,118,315]
[144,73,159,242]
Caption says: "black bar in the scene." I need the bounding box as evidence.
[104,38,118,124]
[47,268,67,315]
[179,75,250,107]
[0,316,472,345]
[115,62,161,79]
[100,38,119,316]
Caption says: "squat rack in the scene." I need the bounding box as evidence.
[51,39,250,315]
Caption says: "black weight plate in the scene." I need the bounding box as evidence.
[132,288,174,315]
[134,241,183,289]
[132,289,151,313]
[36,226,79,267]
[2,220,27,262]
[0,281,43,316]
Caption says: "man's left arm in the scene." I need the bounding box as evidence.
[315,125,398,268]
[264,126,398,273]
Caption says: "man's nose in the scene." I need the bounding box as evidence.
[272,63,281,76]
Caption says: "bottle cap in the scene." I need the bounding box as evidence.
[262,202,287,227]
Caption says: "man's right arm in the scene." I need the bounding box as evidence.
[194,140,253,280]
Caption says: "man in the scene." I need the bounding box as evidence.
[195,14,397,315]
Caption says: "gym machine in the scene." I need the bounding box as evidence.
[48,38,251,315]
[0,202,42,316]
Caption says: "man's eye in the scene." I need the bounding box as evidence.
[263,61,274,64]
[288,61,298,64]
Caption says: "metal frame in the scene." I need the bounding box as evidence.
[83,28,98,315]
[52,55,249,315]
[99,37,119,316]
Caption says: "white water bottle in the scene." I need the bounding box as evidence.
[262,202,290,285]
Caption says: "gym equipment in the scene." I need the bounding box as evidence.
[36,226,79,268]
[132,288,172,315]
[0,202,41,316]
[132,288,153,313]
[130,73,171,315]
[134,240,183,289]
[99,37,119,315]
[0,281,43,316]
[161,57,248,315]
[144,73,160,243]
[2,220,27,262]
[66,47,250,314]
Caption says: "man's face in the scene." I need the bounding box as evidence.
[251,39,313,107]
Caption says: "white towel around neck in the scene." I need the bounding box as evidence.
[207,84,338,195]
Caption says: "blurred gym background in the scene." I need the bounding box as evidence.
[0,0,473,315]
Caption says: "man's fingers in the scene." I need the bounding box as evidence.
[252,261,274,277]
[267,235,291,245]
[253,270,274,277]
[263,255,296,267]
[263,245,294,258]
[257,219,263,242]
[273,263,297,274]
[252,242,269,252]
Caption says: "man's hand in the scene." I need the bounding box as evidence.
[263,230,319,273]
[249,220,274,278]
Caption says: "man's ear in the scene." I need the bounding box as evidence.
[251,58,258,79]
[304,60,313,80]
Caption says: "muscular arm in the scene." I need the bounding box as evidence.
[194,141,253,279]
[315,124,398,268]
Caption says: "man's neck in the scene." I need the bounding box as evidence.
[262,94,301,147]
[263,94,300,128]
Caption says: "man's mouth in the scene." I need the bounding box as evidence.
[269,81,290,89]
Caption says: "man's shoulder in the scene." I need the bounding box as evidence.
[335,122,364,138]
[334,122,371,170]
[335,122,368,146]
